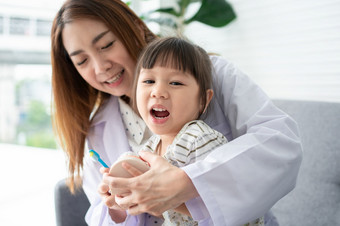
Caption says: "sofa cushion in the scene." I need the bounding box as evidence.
[272,100,340,226]
[54,179,90,226]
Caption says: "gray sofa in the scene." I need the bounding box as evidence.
[272,100,340,225]
[54,99,340,226]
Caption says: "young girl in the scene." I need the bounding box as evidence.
[131,37,264,226]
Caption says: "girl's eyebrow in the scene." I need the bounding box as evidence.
[69,30,110,57]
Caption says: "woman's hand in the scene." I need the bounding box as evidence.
[105,151,199,216]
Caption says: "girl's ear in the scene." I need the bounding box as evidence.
[201,89,214,114]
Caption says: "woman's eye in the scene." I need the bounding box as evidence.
[101,41,114,50]
[170,81,183,86]
[77,58,87,66]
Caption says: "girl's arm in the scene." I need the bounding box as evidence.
[173,204,191,216]
[82,96,141,225]
[82,154,128,225]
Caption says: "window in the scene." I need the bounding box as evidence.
[36,19,52,36]
[9,17,30,35]
[0,16,3,34]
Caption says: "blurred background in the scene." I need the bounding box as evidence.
[0,0,339,225]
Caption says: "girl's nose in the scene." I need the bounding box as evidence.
[151,83,168,99]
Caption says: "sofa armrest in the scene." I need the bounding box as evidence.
[272,99,340,225]
[54,178,90,226]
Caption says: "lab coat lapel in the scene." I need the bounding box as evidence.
[102,96,131,165]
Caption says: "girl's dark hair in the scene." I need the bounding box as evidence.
[133,37,212,117]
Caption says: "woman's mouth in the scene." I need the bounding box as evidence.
[105,69,124,84]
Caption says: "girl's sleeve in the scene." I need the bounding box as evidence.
[183,56,303,225]
[168,121,227,167]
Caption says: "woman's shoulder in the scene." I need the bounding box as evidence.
[209,54,233,68]
[208,54,239,82]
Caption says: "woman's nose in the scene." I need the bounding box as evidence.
[151,83,168,99]
[94,55,112,75]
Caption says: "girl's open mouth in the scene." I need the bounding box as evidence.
[151,108,170,119]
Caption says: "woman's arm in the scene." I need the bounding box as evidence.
[182,56,303,225]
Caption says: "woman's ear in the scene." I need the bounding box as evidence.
[201,89,214,114]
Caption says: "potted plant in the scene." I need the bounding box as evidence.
[140,0,237,35]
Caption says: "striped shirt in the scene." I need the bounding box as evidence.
[143,120,228,167]
[142,120,228,225]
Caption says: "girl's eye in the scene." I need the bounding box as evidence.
[170,81,183,86]
[77,58,87,66]
[143,80,155,84]
[101,41,114,50]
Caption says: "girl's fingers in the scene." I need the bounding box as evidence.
[100,167,110,174]
[127,203,146,216]
[102,173,133,195]
[98,182,111,196]
[115,194,136,210]
[104,195,126,210]
[121,162,143,177]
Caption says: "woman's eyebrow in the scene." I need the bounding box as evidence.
[92,30,110,45]
[69,30,110,57]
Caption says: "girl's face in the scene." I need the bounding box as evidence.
[136,65,202,137]
[62,19,136,98]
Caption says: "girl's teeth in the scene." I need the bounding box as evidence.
[152,108,169,118]
[153,108,166,111]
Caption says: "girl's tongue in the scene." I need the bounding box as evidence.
[152,109,170,118]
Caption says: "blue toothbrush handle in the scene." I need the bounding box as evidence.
[99,158,109,168]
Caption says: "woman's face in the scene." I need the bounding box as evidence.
[62,19,136,98]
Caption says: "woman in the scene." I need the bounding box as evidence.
[51,0,302,225]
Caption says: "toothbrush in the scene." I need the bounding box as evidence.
[89,149,109,168]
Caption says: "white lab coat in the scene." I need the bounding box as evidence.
[82,55,303,226]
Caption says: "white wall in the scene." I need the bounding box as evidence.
[184,0,340,103]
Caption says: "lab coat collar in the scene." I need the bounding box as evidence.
[90,96,116,127]
[89,95,131,165]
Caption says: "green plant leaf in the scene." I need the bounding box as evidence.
[178,0,192,15]
[155,7,181,17]
[185,0,236,27]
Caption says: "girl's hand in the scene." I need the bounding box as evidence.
[98,167,124,210]
[108,151,199,216]
[98,167,127,223]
